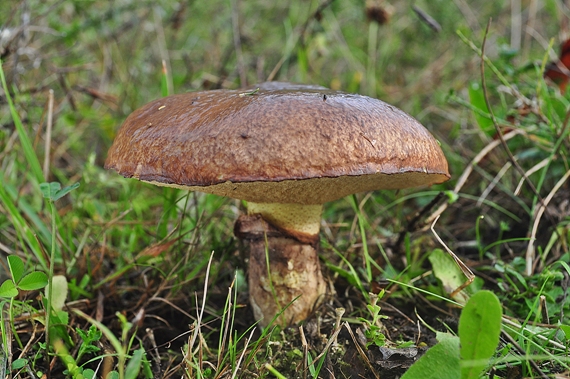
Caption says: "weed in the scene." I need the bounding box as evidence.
[358,292,388,348]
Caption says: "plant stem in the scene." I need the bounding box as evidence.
[352,195,372,282]
[45,199,56,357]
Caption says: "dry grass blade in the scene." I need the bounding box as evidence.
[299,325,308,379]
[342,321,380,379]
[230,327,255,379]
[477,161,512,207]
[149,296,196,322]
[501,317,567,350]
[217,275,235,368]
[514,158,549,196]
[431,215,474,299]
[2,303,13,378]
[424,129,524,227]
[184,251,215,373]
[479,18,561,275]
[526,169,570,274]
[145,327,162,369]
[499,328,550,379]
[309,311,345,366]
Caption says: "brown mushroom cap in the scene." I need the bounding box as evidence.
[105,82,449,204]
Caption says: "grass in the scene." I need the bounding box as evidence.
[1,0,569,378]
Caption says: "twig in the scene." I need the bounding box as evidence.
[342,322,380,379]
[148,296,197,323]
[499,330,549,379]
[479,19,559,275]
[480,20,531,192]
[310,314,344,365]
[144,328,162,371]
[333,307,345,346]
[396,191,444,249]
[412,5,441,33]
[299,326,308,379]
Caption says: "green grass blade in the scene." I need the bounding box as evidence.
[4,182,51,243]
[0,184,48,270]
[0,61,45,184]
[351,195,372,282]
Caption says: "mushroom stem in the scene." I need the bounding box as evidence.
[235,202,326,327]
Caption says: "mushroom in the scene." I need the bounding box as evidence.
[105,82,450,327]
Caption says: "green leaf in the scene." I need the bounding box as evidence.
[141,352,153,379]
[125,349,144,379]
[56,310,69,326]
[49,310,73,346]
[18,272,48,291]
[401,337,461,379]
[40,181,79,201]
[0,280,18,298]
[76,325,102,361]
[40,182,61,200]
[7,255,24,283]
[46,275,68,311]
[429,249,469,304]
[52,339,83,379]
[459,290,502,379]
[468,81,494,137]
[11,358,28,370]
[444,190,459,204]
[560,324,570,340]
[53,182,80,201]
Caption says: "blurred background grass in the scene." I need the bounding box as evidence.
[1,0,569,378]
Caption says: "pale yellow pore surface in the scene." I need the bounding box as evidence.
[142,171,449,205]
[246,202,323,237]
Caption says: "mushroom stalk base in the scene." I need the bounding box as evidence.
[235,213,326,327]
